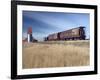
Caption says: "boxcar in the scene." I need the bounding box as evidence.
[48,33,59,41]
[59,27,85,40]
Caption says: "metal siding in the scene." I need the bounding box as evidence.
[59,28,80,39]
[27,34,30,42]
[72,28,80,37]
[48,33,58,40]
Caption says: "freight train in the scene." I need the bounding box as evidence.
[44,26,86,41]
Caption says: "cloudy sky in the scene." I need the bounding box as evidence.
[22,11,90,41]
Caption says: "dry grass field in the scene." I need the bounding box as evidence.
[22,40,90,69]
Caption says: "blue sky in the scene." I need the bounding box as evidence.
[22,11,90,41]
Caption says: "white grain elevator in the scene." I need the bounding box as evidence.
[27,27,33,43]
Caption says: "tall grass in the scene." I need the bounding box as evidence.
[22,40,89,69]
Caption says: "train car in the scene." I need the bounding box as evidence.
[47,33,59,41]
[59,30,72,40]
[59,27,85,40]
